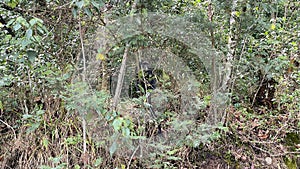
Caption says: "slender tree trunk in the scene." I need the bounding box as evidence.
[207,0,215,48]
[101,60,109,91]
[78,14,88,167]
[221,0,238,123]
[224,0,237,90]
[207,0,238,126]
[207,0,218,125]
[112,44,130,109]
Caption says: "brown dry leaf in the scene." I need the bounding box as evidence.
[259,134,268,139]
[81,152,90,164]
[232,151,242,160]
[14,138,23,149]
[257,130,269,140]
[241,156,247,161]
[251,119,260,128]
[279,144,285,151]
[237,124,244,130]
[235,110,243,117]
[34,96,42,102]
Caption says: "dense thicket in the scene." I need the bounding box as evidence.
[0,0,299,168]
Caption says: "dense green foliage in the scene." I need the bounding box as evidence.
[1,0,299,168]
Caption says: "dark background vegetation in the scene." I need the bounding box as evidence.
[0,0,299,168]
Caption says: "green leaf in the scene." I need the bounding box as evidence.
[42,137,49,148]
[37,26,44,34]
[35,18,44,24]
[94,157,103,167]
[36,110,45,115]
[43,70,54,75]
[26,28,33,39]
[50,156,62,164]
[13,23,21,31]
[22,114,33,119]
[167,156,181,160]
[109,141,118,156]
[76,0,84,8]
[0,76,12,87]
[21,39,31,48]
[26,122,40,134]
[16,16,29,28]
[122,128,130,136]
[33,35,42,42]
[64,137,79,145]
[112,118,122,131]
[291,41,297,46]
[7,19,15,26]
[91,0,105,9]
[167,148,179,155]
[39,166,51,169]
[84,7,93,17]
[27,50,37,63]
[72,7,78,18]
[29,18,38,26]
[193,139,200,147]
[7,1,18,8]
[130,135,146,140]
[270,23,276,30]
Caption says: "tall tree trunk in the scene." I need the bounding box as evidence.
[224,0,237,89]
[112,44,130,109]
[78,14,88,167]
[222,0,238,122]
[207,0,238,126]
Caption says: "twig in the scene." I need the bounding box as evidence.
[251,73,266,107]
[272,120,289,141]
[0,119,16,140]
[251,144,300,157]
[28,69,32,92]
[245,140,275,144]
[78,16,86,82]
[127,145,140,169]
